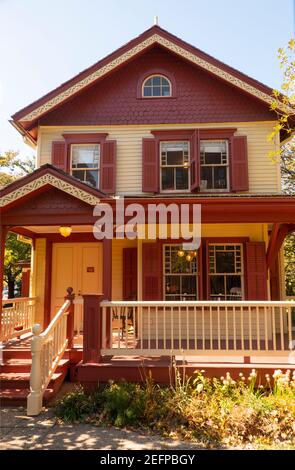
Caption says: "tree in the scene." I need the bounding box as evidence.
[0,150,35,187]
[4,233,31,298]
[1,151,35,297]
[269,39,295,296]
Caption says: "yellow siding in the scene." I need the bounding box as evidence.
[31,238,46,327]
[38,121,281,194]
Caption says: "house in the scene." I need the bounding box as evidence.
[0,25,294,415]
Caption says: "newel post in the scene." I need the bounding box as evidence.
[82,294,104,364]
[65,287,75,348]
[27,324,43,416]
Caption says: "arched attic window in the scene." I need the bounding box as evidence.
[142,74,172,97]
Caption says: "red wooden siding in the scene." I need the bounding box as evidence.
[231,135,249,191]
[123,247,138,300]
[245,242,268,300]
[51,141,67,171]
[40,46,276,127]
[100,140,116,194]
[21,270,30,297]
[142,242,163,300]
[142,138,158,192]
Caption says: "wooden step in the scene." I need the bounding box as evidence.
[0,369,68,407]
[2,348,32,361]
[0,371,64,389]
[0,358,69,374]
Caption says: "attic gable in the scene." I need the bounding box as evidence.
[11,25,285,143]
[39,45,277,126]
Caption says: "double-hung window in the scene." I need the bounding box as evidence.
[208,244,243,300]
[161,141,190,191]
[164,245,198,300]
[71,144,100,188]
[200,140,229,191]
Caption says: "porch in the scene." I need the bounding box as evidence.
[1,293,294,414]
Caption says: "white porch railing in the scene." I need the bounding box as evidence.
[27,299,70,416]
[0,297,36,343]
[101,301,295,357]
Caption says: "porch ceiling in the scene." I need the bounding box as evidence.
[22,225,94,234]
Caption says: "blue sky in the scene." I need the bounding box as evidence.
[0,0,294,159]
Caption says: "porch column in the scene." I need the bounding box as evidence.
[103,238,112,300]
[0,226,8,330]
[103,238,112,348]
[82,294,104,363]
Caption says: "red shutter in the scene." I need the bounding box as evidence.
[142,138,158,192]
[246,242,268,300]
[123,248,138,300]
[100,140,116,194]
[52,141,67,171]
[231,136,249,191]
[142,242,162,300]
[190,130,200,191]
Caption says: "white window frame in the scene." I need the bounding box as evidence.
[142,74,172,98]
[70,143,100,188]
[208,243,244,300]
[200,140,230,192]
[163,244,198,301]
[160,141,190,193]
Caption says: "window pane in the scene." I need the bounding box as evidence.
[170,252,190,274]
[145,78,152,87]
[72,145,99,168]
[182,276,197,296]
[213,167,227,189]
[203,152,222,165]
[152,76,161,86]
[215,251,235,273]
[162,86,170,96]
[143,87,152,97]
[200,167,212,190]
[166,151,184,166]
[153,86,161,96]
[72,170,85,182]
[86,170,98,188]
[226,276,242,299]
[176,168,189,190]
[162,167,174,190]
[210,276,225,298]
[165,276,180,296]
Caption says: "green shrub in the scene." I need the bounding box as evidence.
[54,369,295,447]
[101,381,146,427]
[54,385,101,422]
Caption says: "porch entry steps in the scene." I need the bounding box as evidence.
[0,337,74,407]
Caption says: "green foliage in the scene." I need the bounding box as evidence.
[0,150,35,296]
[101,381,147,427]
[55,369,295,448]
[0,150,35,187]
[285,233,295,296]
[4,233,31,298]
[54,385,101,422]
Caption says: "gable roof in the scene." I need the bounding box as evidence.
[0,164,105,209]
[11,25,287,143]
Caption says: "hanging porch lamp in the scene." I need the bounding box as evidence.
[59,226,72,238]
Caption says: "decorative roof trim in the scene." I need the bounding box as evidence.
[0,173,101,208]
[19,34,287,122]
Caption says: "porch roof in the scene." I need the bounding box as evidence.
[0,164,106,210]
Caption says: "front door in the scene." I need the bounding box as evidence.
[51,243,103,317]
